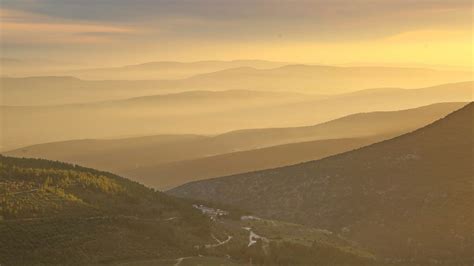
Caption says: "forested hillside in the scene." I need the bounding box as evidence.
[0,156,375,265]
[0,156,212,264]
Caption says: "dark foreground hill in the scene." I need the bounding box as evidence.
[170,103,474,264]
[0,156,212,264]
[0,156,374,265]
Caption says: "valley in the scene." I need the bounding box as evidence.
[170,103,474,264]
[0,156,375,265]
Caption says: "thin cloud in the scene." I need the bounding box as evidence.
[0,8,136,44]
[1,1,472,67]
[1,1,471,42]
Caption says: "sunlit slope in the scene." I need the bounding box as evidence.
[2,82,471,150]
[0,156,212,264]
[170,103,474,263]
[6,102,465,190]
[211,101,468,149]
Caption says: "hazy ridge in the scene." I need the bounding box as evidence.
[2,64,472,106]
[6,102,466,189]
[2,81,471,151]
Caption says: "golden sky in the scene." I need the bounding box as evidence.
[0,0,472,68]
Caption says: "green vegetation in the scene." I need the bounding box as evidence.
[0,156,211,265]
[1,155,377,265]
[203,217,376,265]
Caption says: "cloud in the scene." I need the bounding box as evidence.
[0,8,135,44]
[1,0,472,67]
[2,0,471,21]
[1,1,471,45]
[384,29,472,43]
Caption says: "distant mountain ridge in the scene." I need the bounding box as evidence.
[181,64,472,93]
[6,102,467,190]
[170,102,474,263]
[2,82,472,152]
[65,60,289,80]
[2,65,472,106]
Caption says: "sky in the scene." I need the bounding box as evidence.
[0,0,473,68]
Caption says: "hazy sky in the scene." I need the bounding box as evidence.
[1,0,472,67]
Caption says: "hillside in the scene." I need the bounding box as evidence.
[212,101,468,149]
[2,81,471,151]
[5,103,465,189]
[0,156,374,265]
[170,103,474,263]
[0,156,212,264]
[126,137,383,190]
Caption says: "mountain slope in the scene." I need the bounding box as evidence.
[0,156,212,264]
[5,103,465,189]
[170,103,474,263]
[212,101,468,149]
[125,136,384,190]
[0,156,374,265]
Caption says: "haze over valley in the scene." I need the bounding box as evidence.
[2,81,472,151]
[6,102,467,190]
[1,0,472,265]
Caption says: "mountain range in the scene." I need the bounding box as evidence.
[178,65,473,93]
[2,82,471,151]
[63,60,289,80]
[5,102,466,190]
[2,65,472,106]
